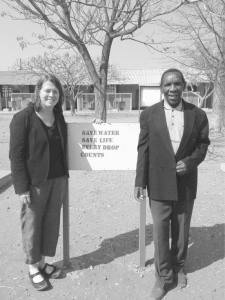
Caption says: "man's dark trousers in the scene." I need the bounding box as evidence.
[150,197,195,288]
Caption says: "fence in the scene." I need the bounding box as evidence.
[77,93,132,111]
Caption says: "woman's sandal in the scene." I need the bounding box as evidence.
[29,271,48,291]
[41,263,62,279]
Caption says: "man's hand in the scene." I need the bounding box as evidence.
[176,160,187,175]
[19,191,31,205]
[134,187,145,202]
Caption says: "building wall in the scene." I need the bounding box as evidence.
[13,85,30,93]
[140,86,161,108]
[0,81,214,111]
[0,84,32,110]
[117,84,139,109]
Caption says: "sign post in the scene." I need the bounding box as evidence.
[63,178,70,266]
[64,123,147,267]
[139,189,146,268]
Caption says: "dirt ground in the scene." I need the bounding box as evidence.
[0,110,224,300]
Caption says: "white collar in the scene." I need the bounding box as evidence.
[163,99,183,111]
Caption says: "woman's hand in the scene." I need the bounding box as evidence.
[19,191,31,205]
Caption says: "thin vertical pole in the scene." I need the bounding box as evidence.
[139,189,146,267]
[63,177,70,266]
[138,85,141,120]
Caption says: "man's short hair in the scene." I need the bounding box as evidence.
[160,68,186,88]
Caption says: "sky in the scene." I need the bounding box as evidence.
[0,1,176,71]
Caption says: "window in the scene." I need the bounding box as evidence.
[107,85,116,93]
[2,85,12,97]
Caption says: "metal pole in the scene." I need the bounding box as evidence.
[63,177,70,266]
[139,189,146,267]
[138,85,141,120]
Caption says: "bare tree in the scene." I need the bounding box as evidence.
[180,64,214,108]
[12,52,123,116]
[12,52,90,115]
[156,0,225,131]
[2,0,189,122]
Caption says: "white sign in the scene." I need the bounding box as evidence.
[68,123,140,170]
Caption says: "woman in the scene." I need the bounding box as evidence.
[9,74,69,291]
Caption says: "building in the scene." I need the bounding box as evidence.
[0,71,37,111]
[77,69,163,111]
[0,70,213,111]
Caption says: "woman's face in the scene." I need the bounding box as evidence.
[39,81,60,110]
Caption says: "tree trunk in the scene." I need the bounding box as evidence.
[93,35,112,123]
[212,8,225,132]
[94,86,106,122]
[63,92,70,112]
[199,97,205,108]
[69,96,76,116]
[62,99,67,111]
[211,74,225,132]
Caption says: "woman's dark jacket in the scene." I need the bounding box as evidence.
[9,105,69,194]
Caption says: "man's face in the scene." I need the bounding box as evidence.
[161,72,185,108]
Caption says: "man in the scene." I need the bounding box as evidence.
[134,69,210,300]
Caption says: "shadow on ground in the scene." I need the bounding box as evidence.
[55,223,225,276]
[187,223,225,273]
[58,224,153,272]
